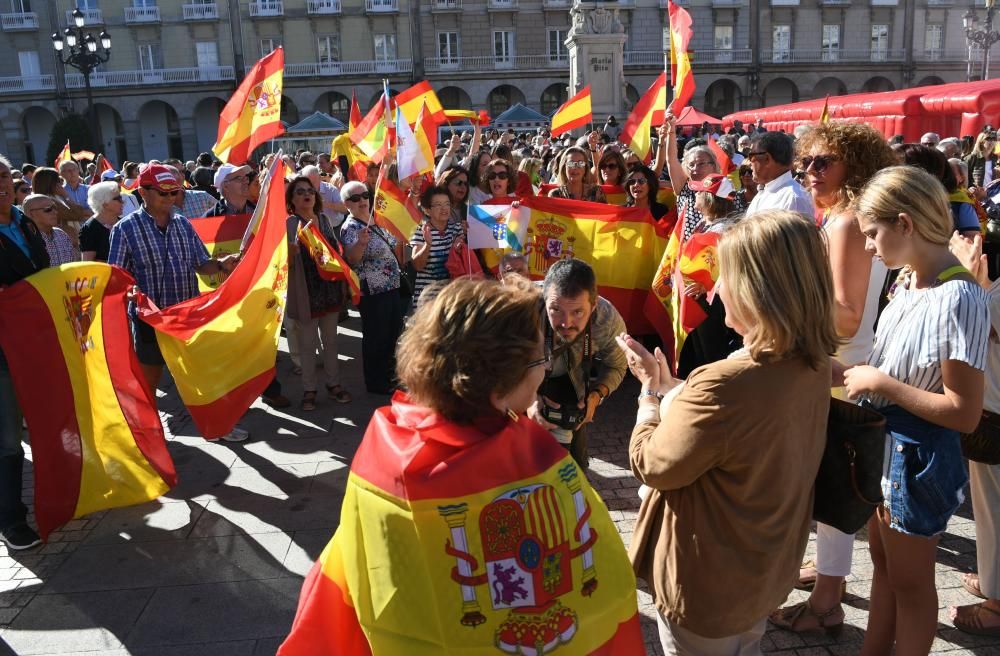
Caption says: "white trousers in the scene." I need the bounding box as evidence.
[657,612,765,656]
[815,522,855,577]
[298,313,340,393]
[970,460,1000,598]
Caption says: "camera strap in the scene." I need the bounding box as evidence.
[545,318,593,398]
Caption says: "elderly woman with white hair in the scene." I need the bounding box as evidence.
[662,113,721,242]
[79,181,125,262]
[339,179,405,395]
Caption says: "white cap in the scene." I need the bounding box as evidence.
[213,163,252,188]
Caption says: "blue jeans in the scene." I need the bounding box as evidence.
[0,348,27,530]
[881,405,968,537]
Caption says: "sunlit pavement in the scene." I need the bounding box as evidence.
[0,310,995,655]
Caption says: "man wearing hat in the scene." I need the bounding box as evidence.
[108,164,248,440]
[210,164,255,217]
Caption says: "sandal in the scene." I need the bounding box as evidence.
[952,602,1000,636]
[797,559,817,590]
[326,384,352,404]
[301,391,317,411]
[769,601,844,636]
[963,572,987,600]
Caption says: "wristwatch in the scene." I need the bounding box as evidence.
[638,389,664,402]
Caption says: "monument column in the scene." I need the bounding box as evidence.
[566,2,628,122]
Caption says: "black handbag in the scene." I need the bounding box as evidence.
[813,398,887,534]
[961,410,1000,465]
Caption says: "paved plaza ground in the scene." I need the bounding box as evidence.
[1,312,998,655]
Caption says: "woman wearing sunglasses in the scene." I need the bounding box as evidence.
[734,163,756,212]
[596,149,627,187]
[340,180,404,395]
[624,165,670,222]
[13,180,30,207]
[285,176,351,411]
[30,167,89,246]
[435,165,471,226]
[79,181,125,262]
[469,159,518,205]
[662,114,720,242]
[965,130,997,188]
[547,146,607,203]
[771,123,900,636]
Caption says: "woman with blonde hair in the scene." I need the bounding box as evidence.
[845,165,989,655]
[619,210,839,654]
[964,129,997,188]
[547,146,607,203]
[771,121,899,635]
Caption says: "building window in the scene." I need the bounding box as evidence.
[260,38,280,57]
[548,29,567,62]
[196,41,218,68]
[822,24,840,62]
[10,0,31,11]
[772,24,791,62]
[374,34,397,61]
[76,0,97,8]
[437,31,459,65]
[138,44,162,70]
[714,25,733,62]
[925,23,942,60]
[133,0,156,7]
[18,51,40,89]
[871,24,889,61]
[318,35,340,63]
[493,30,514,67]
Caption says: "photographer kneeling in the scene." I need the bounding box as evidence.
[528,259,628,470]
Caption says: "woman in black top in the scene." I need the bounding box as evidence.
[79,181,124,262]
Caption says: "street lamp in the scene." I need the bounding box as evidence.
[51,9,111,152]
[965,0,1000,81]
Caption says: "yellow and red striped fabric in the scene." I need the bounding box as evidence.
[0,263,176,540]
[395,80,446,126]
[137,162,288,439]
[54,141,71,169]
[278,394,644,656]
[667,0,695,115]
[213,48,285,165]
[707,138,741,191]
[374,173,422,243]
[350,94,392,163]
[620,73,667,163]
[601,184,628,206]
[298,222,362,304]
[551,85,593,137]
[190,213,252,292]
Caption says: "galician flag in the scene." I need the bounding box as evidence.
[467,204,527,251]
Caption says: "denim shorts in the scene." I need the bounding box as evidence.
[879,405,968,538]
[129,315,164,366]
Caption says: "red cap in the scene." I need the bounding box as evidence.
[138,164,181,193]
[688,173,726,196]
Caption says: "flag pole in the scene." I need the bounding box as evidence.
[239,149,281,256]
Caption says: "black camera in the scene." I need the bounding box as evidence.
[540,402,585,431]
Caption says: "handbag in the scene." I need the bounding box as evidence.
[961,409,1000,465]
[813,398,887,534]
[368,223,415,298]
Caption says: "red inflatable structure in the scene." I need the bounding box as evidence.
[723,79,1000,140]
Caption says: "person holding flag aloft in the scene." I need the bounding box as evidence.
[663,113,721,242]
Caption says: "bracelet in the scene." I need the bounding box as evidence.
[638,389,664,402]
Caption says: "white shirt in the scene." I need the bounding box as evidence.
[745,170,814,218]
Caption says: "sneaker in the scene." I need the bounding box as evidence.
[0,524,41,550]
[261,393,291,409]
[214,428,250,443]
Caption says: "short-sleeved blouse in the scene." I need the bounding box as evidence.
[677,182,706,241]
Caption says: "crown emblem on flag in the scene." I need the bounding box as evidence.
[62,276,99,354]
[248,80,281,114]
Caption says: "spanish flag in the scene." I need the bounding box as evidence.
[374,171,422,243]
[394,80,446,126]
[190,213,252,291]
[213,48,285,165]
[278,394,644,655]
[0,263,177,540]
[619,73,667,163]
[298,222,362,304]
[551,85,593,137]
[819,95,831,124]
[137,160,288,439]
[443,109,491,125]
[89,155,115,185]
[707,138,741,190]
[349,89,362,133]
[350,93,392,163]
[54,141,71,169]
[668,0,695,115]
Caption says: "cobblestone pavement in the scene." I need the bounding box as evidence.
[0,315,997,655]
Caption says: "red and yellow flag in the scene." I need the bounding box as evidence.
[394,80,446,126]
[707,138,741,190]
[89,155,115,185]
[298,222,362,304]
[443,109,491,125]
[819,95,831,124]
[278,394,644,656]
[667,0,695,116]
[551,85,593,137]
[350,93,392,163]
[0,263,176,540]
[619,73,667,163]
[349,89,362,133]
[213,48,285,165]
[190,213,252,291]
[601,184,628,206]
[54,141,71,169]
[374,172,422,243]
[137,160,288,439]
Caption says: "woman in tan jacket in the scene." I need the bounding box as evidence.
[617,210,840,654]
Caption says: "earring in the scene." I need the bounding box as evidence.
[506,408,519,422]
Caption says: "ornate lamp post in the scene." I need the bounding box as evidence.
[964,0,1000,82]
[51,9,111,149]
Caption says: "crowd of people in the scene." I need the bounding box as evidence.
[2,110,1000,654]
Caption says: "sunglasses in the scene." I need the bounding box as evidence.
[226,175,250,183]
[143,187,180,197]
[566,161,588,170]
[626,178,648,186]
[346,192,372,202]
[799,154,839,173]
[487,171,509,180]
[600,162,619,169]
[747,151,769,161]
[450,179,469,187]
[293,187,316,196]
[30,205,56,213]
[525,354,551,370]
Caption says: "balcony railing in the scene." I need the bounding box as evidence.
[927,0,953,4]
[0,74,55,94]
[62,66,234,89]
[431,0,461,9]
[124,6,160,23]
[182,3,219,19]
[65,8,103,25]
[916,48,1000,61]
[280,59,413,77]
[820,0,851,4]
[870,0,897,4]
[249,1,283,16]
[711,0,745,6]
[763,48,905,63]
[543,0,570,6]
[488,0,518,9]
[623,49,752,65]
[425,55,568,72]
[366,0,398,11]
[1,11,37,30]
[308,0,341,12]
